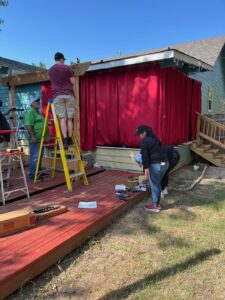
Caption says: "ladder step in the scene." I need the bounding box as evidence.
[2,163,11,167]
[55,150,75,154]
[70,172,84,179]
[43,143,56,147]
[67,158,81,162]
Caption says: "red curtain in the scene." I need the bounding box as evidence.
[161,68,194,145]
[95,70,119,146]
[41,82,55,141]
[80,63,202,150]
[118,64,164,147]
[42,63,202,150]
[80,74,97,150]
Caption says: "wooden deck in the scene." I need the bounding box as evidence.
[0,170,146,299]
[1,167,105,203]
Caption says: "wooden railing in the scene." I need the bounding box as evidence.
[205,113,225,126]
[196,113,225,150]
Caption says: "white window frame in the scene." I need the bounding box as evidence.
[208,88,213,113]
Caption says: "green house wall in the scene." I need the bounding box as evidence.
[15,83,42,109]
[0,81,9,111]
[190,46,225,114]
[0,82,42,110]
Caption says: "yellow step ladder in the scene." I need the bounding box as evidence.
[34,99,88,191]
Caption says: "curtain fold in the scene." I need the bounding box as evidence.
[118,64,164,147]
[41,82,55,141]
[80,74,97,150]
[95,70,119,146]
[161,68,194,145]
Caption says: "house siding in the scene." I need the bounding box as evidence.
[15,83,42,109]
[190,46,225,114]
[0,82,10,110]
[0,82,42,110]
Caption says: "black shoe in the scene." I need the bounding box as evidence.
[68,137,73,146]
[63,137,69,148]
[28,177,42,183]
[38,171,49,177]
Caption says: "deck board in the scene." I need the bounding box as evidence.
[1,167,105,203]
[0,170,146,299]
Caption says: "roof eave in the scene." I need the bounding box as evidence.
[172,50,213,71]
[87,49,213,72]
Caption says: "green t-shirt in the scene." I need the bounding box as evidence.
[25,108,50,143]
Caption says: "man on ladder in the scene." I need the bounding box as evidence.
[48,52,76,147]
[34,99,88,192]
[35,52,88,192]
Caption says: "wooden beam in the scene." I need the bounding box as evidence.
[71,61,91,76]
[1,70,49,86]
[0,62,91,87]
[73,76,80,145]
[8,82,16,126]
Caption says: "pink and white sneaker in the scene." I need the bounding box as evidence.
[144,204,161,213]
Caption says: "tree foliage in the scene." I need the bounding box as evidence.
[32,62,46,69]
[0,1,8,31]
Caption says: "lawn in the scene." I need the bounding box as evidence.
[8,165,225,300]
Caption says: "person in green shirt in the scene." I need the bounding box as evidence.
[25,97,50,181]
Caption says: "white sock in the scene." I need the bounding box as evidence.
[163,188,168,195]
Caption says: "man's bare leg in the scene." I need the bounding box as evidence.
[67,118,74,137]
[60,118,67,138]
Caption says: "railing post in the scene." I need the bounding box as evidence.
[196,113,201,145]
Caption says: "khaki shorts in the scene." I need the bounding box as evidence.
[54,95,75,118]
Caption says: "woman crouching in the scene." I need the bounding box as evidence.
[135,125,169,213]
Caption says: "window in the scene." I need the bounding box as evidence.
[208,88,213,112]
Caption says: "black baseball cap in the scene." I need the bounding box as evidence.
[135,124,149,136]
[54,52,65,61]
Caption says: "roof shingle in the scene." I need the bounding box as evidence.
[92,35,225,67]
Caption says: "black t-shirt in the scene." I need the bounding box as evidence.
[164,145,180,161]
[0,111,11,142]
[141,136,168,168]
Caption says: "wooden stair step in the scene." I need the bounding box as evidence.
[215,154,225,160]
[206,148,220,155]
[203,156,223,167]
[194,149,214,158]
[191,141,203,148]
[191,148,223,167]
[199,144,212,151]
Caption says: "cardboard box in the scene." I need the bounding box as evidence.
[0,206,36,237]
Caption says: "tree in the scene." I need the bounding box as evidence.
[31,62,46,69]
[0,1,8,31]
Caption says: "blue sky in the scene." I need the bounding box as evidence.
[0,0,225,68]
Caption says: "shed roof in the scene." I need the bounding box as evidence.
[92,35,225,67]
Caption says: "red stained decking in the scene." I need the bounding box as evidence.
[0,170,146,299]
[2,167,104,202]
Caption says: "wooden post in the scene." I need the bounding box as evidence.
[196,113,201,145]
[73,76,80,145]
[8,81,16,127]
